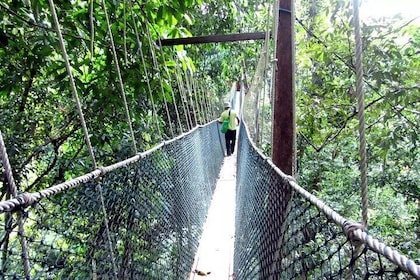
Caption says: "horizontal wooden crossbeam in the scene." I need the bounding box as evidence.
[159,31,269,46]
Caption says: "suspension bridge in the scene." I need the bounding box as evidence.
[1,102,419,279]
[1,0,420,279]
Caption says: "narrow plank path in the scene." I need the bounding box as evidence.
[189,153,236,280]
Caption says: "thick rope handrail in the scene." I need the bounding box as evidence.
[100,0,138,155]
[241,121,420,279]
[353,0,369,229]
[0,121,217,214]
[352,229,420,277]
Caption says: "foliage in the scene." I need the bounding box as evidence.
[294,0,420,260]
[0,0,419,274]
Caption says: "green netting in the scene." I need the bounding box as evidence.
[234,122,420,280]
[0,122,224,279]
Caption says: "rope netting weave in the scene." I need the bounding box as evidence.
[234,122,420,280]
[0,122,224,279]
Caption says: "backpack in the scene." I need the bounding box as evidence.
[221,110,231,133]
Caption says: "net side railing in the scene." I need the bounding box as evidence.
[234,122,420,279]
[0,121,224,279]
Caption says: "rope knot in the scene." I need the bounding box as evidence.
[343,220,364,247]
[16,192,36,209]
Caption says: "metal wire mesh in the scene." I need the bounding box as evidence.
[0,122,224,279]
[234,122,420,280]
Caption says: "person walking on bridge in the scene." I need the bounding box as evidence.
[219,101,240,156]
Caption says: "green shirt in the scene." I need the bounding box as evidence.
[219,109,238,131]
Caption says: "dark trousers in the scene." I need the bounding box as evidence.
[225,129,237,156]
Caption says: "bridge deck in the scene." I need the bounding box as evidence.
[189,153,236,280]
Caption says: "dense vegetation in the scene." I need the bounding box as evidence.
[1,0,419,269]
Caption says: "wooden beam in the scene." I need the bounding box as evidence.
[159,32,268,46]
[272,1,295,175]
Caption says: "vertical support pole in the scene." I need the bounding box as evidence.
[268,0,295,277]
[271,0,295,175]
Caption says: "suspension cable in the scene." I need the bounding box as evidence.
[353,0,368,229]
[143,22,173,139]
[173,56,193,131]
[155,39,184,134]
[100,0,138,154]
[89,0,95,61]
[184,69,198,127]
[0,131,31,279]
[130,6,164,142]
[48,0,97,169]
[49,1,118,278]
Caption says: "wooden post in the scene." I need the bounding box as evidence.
[272,0,295,175]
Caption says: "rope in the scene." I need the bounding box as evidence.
[259,12,272,146]
[241,121,420,279]
[174,59,193,130]
[0,132,18,197]
[144,22,170,140]
[0,130,31,279]
[155,44,183,135]
[148,21,184,134]
[184,69,198,127]
[154,36,184,134]
[48,0,97,169]
[142,21,169,140]
[100,0,138,154]
[199,82,212,123]
[0,121,218,214]
[89,0,95,60]
[130,6,164,142]
[353,0,369,229]
[123,0,128,65]
[49,1,120,276]
[194,79,207,123]
[96,182,119,279]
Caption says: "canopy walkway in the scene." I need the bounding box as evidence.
[1,0,419,279]
[0,120,419,279]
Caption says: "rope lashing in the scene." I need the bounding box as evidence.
[100,0,138,155]
[353,0,369,229]
[0,130,31,279]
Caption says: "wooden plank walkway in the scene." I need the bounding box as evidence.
[189,154,236,280]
